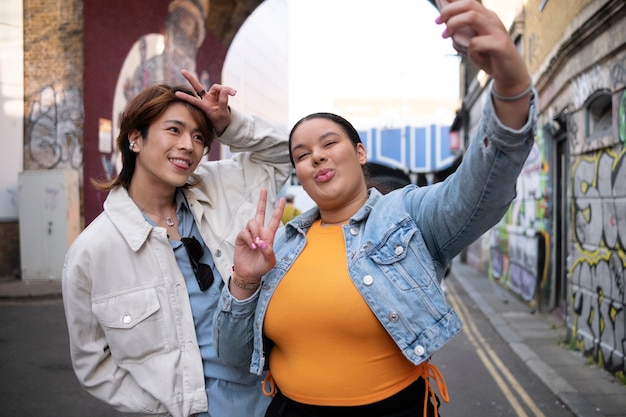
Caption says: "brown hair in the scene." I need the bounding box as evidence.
[91,84,213,190]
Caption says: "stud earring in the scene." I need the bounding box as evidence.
[129,141,137,150]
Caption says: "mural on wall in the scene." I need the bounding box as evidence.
[489,131,550,308]
[25,86,83,170]
[568,87,626,374]
[83,0,233,223]
[102,0,211,180]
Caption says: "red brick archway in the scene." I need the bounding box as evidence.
[82,0,263,223]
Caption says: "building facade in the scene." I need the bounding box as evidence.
[462,0,626,377]
[4,0,287,279]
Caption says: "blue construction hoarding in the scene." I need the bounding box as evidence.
[357,123,461,174]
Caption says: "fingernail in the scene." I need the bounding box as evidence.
[251,243,257,249]
[259,242,267,249]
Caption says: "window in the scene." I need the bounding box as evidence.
[585,92,612,138]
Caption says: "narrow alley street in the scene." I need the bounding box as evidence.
[3,259,624,416]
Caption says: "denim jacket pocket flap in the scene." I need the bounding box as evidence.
[368,224,415,265]
[93,287,161,330]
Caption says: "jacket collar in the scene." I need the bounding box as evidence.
[104,185,213,252]
[181,185,211,229]
[103,187,158,252]
[185,175,214,206]
[282,188,382,240]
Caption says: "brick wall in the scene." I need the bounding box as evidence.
[23,0,83,94]
[524,0,594,74]
[23,0,83,171]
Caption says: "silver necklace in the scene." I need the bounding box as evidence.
[139,206,176,227]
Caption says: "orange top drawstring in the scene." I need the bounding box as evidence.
[417,361,449,417]
[262,371,276,397]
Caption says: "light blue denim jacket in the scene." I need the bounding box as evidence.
[214,91,538,375]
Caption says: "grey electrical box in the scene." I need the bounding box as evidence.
[18,170,81,280]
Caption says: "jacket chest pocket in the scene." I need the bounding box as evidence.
[92,287,169,364]
[366,225,435,290]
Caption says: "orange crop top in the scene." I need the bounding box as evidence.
[263,220,423,406]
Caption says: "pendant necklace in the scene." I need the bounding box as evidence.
[139,206,176,227]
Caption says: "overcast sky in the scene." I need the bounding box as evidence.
[287,0,460,122]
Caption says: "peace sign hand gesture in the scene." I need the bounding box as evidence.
[230,189,285,300]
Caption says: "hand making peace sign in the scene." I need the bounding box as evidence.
[229,189,285,299]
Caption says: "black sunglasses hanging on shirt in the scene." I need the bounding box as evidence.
[181,236,214,291]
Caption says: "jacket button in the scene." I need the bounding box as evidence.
[414,345,425,356]
[394,245,404,255]
[350,227,358,235]
[122,314,132,324]
[389,311,399,322]
[363,275,374,285]
[215,249,222,257]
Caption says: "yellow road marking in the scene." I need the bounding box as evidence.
[446,279,547,417]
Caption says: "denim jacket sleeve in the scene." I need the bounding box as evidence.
[213,284,261,368]
[406,90,538,269]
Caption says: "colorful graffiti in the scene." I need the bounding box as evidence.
[26,86,83,170]
[569,89,626,374]
[490,131,550,308]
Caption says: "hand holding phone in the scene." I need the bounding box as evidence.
[435,0,477,56]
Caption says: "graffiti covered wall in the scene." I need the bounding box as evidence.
[489,127,551,310]
[23,0,84,172]
[25,86,83,170]
[568,81,626,375]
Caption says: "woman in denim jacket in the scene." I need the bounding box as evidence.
[215,1,538,416]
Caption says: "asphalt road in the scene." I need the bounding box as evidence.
[432,276,574,417]
[0,276,576,417]
[0,299,125,417]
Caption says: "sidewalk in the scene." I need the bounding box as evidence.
[449,259,626,417]
[1,262,626,417]
[0,274,62,301]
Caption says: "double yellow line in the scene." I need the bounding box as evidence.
[445,279,547,417]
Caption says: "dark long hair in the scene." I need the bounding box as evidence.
[91,84,213,190]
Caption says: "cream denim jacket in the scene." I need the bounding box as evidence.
[62,108,291,417]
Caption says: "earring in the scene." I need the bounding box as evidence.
[129,141,137,150]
